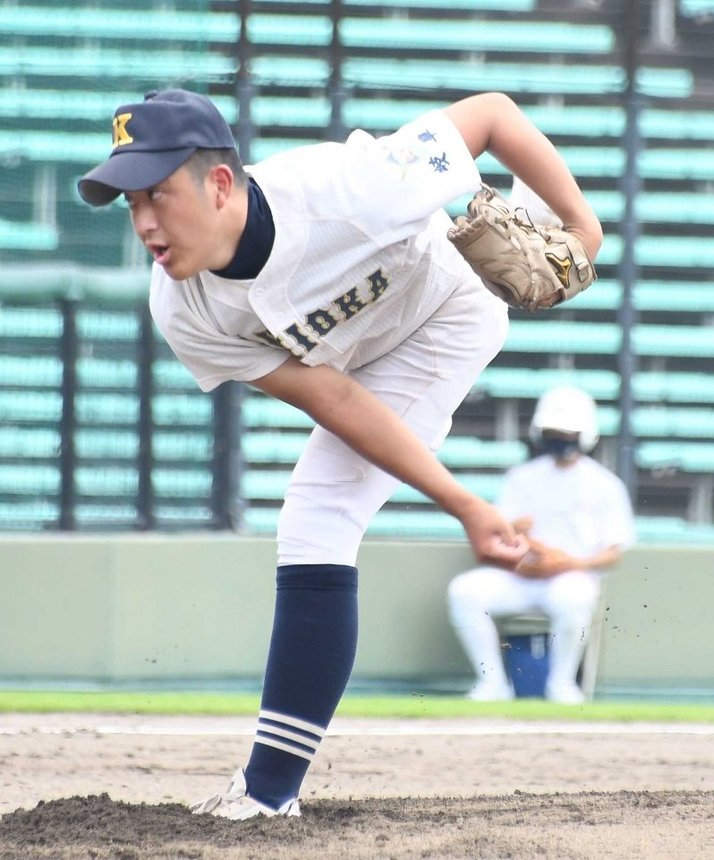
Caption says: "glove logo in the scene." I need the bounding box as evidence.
[112,113,134,149]
[545,253,572,289]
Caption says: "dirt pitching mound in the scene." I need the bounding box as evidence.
[1,789,712,859]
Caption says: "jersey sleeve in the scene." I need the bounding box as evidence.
[342,110,482,238]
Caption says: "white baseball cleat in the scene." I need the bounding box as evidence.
[545,680,585,705]
[466,679,515,702]
[190,768,301,820]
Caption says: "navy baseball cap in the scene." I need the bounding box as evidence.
[78,89,237,206]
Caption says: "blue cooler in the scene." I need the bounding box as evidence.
[503,633,550,698]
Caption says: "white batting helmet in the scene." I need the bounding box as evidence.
[529,385,600,452]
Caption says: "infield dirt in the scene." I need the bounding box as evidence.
[0,713,712,858]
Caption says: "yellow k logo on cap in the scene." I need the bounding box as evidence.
[112,113,134,148]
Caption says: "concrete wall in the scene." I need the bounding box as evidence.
[1,534,712,693]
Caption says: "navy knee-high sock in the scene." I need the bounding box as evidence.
[244,563,358,808]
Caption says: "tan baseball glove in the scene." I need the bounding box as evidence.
[514,538,578,579]
[447,184,597,312]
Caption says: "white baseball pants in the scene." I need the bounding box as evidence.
[447,566,602,688]
[276,282,508,566]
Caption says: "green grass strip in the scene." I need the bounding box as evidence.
[0,690,712,723]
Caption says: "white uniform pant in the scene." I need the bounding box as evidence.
[447,566,602,688]
[277,282,508,566]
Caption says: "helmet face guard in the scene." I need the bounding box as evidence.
[529,386,600,453]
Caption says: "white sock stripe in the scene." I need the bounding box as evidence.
[254,734,315,761]
[258,709,326,739]
[256,725,321,751]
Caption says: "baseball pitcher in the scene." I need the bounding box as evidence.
[79,88,602,819]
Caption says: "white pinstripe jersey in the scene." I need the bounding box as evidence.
[150,110,486,392]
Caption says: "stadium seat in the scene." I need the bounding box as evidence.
[152,394,213,427]
[0,219,58,251]
[0,6,237,42]
[0,46,233,82]
[635,372,714,403]
[342,0,536,9]
[339,18,614,54]
[341,58,626,95]
[152,469,213,498]
[243,395,315,429]
[153,432,213,462]
[0,426,59,458]
[75,429,138,459]
[76,393,139,425]
[474,367,621,401]
[637,441,714,472]
[248,13,332,45]
[504,320,621,355]
[75,466,138,496]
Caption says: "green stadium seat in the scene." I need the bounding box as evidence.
[636,192,714,225]
[635,516,714,544]
[0,130,114,163]
[0,6,238,42]
[75,429,138,459]
[634,281,714,312]
[0,501,59,528]
[637,441,714,472]
[0,427,59,458]
[243,396,315,429]
[152,469,213,498]
[74,504,138,525]
[0,46,233,82]
[252,96,332,128]
[343,102,626,139]
[474,367,621,401]
[504,320,621,355]
[341,58,626,95]
[77,358,137,389]
[76,393,139,425]
[154,504,215,525]
[248,13,332,45]
[153,432,213,461]
[438,437,528,469]
[0,356,62,387]
[634,325,714,358]
[77,310,139,341]
[505,321,714,359]
[0,391,62,423]
[679,0,714,16]
[0,88,237,125]
[633,406,714,438]
[0,307,62,339]
[153,394,213,426]
[0,219,58,251]
[641,108,714,141]
[0,464,60,494]
[342,0,536,9]
[635,67,693,98]
[635,372,714,404]
[249,56,330,88]
[339,18,614,54]
[243,431,310,463]
[640,148,714,180]
[75,466,138,496]
[635,236,714,268]
[367,510,463,538]
[478,147,625,178]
